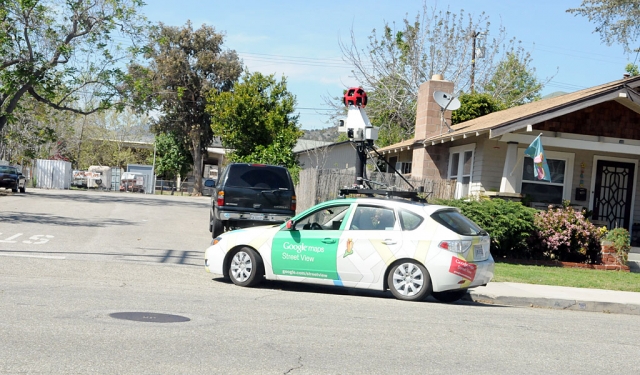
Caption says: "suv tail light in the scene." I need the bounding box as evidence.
[291,195,296,211]
[217,191,225,206]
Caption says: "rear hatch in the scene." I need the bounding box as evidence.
[221,165,295,214]
[430,208,491,262]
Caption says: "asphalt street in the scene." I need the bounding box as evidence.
[1,189,639,374]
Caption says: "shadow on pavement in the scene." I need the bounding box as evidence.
[18,190,210,209]
[210,277,507,308]
[0,248,203,266]
[0,212,138,227]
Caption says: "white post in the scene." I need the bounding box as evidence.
[500,142,519,193]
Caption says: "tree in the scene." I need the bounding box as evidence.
[75,108,152,169]
[153,132,192,181]
[626,63,640,76]
[0,0,147,134]
[0,97,74,163]
[338,2,548,146]
[483,52,543,108]
[451,93,502,125]
[567,0,640,53]
[207,72,302,180]
[127,21,242,195]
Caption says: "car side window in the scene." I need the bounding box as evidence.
[399,209,423,231]
[296,205,350,230]
[349,206,396,230]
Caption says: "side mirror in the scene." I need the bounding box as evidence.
[286,220,296,230]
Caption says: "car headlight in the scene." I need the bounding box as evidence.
[438,240,472,254]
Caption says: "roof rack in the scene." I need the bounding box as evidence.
[338,188,425,202]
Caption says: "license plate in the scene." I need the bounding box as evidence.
[250,214,265,220]
[474,245,484,259]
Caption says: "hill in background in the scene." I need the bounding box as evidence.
[302,127,340,142]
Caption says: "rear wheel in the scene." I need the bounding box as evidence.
[228,247,263,287]
[387,260,431,301]
[432,289,468,303]
[211,215,223,238]
[19,184,25,193]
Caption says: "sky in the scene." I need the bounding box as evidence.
[142,0,636,130]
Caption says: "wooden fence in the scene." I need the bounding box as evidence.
[294,168,457,214]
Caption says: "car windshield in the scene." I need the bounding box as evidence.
[430,209,484,236]
[0,166,17,174]
[225,165,291,190]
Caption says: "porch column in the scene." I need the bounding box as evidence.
[500,142,519,193]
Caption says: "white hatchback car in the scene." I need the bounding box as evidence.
[205,196,494,302]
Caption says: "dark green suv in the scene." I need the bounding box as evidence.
[208,163,296,237]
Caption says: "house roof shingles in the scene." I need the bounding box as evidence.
[376,76,640,153]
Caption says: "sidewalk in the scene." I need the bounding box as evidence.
[466,282,640,315]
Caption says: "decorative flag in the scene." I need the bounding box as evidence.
[524,135,551,181]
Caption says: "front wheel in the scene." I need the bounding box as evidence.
[387,260,431,301]
[432,289,468,303]
[229,247,264,287]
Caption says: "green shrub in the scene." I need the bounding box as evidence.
[433,198,537,259]
[603,227,631,265]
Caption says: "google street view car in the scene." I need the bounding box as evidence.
[204,190,494,302]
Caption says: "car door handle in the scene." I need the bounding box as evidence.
[383,239,397,245]
[322,238,336,244]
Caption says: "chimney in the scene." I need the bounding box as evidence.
[411,74,454,180]
[414,74,455,140]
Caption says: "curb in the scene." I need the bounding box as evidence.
[466,291,640,316]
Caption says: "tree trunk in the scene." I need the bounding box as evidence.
[191,137,203,196]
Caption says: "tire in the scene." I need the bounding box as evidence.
[208,212,213,233]
[432,289,468,303]
[11,186,17,193]
[228,247,264,287]
[387,260,431,301]
[211,215,224,238]
[19,185,25,193]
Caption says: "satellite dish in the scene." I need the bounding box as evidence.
[433,91,461,111]
[433,91,460,134]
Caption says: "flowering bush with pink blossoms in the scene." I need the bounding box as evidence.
[529,201,603,263]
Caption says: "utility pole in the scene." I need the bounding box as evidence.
[470,31,481,93]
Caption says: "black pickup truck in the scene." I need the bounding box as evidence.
[207,163,296,237]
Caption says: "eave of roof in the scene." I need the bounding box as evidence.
[377,76,640,152]
[424,76,640,145]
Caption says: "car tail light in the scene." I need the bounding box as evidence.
[291,195,296,211]
[217,191,225,206]
[438,240,472,254]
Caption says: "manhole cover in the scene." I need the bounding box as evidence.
[109,312,190,323]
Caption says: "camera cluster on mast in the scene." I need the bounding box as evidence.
[336,87,422,201]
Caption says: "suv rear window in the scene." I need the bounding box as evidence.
[431,209,483,236]
[225,165,292,190]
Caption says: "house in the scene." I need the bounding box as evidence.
[376,74,640,244]
[295,140,358,170]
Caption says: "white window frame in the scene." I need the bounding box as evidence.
[516,148,574,203]
[448,143,475,199]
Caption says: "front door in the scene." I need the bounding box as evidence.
[592,160,635,229]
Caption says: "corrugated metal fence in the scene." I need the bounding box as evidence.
[294,169,457,214]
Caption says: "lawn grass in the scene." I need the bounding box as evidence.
[493,262,640,292]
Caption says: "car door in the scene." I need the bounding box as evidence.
[270,204,351,282]
[337,204,403,288]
